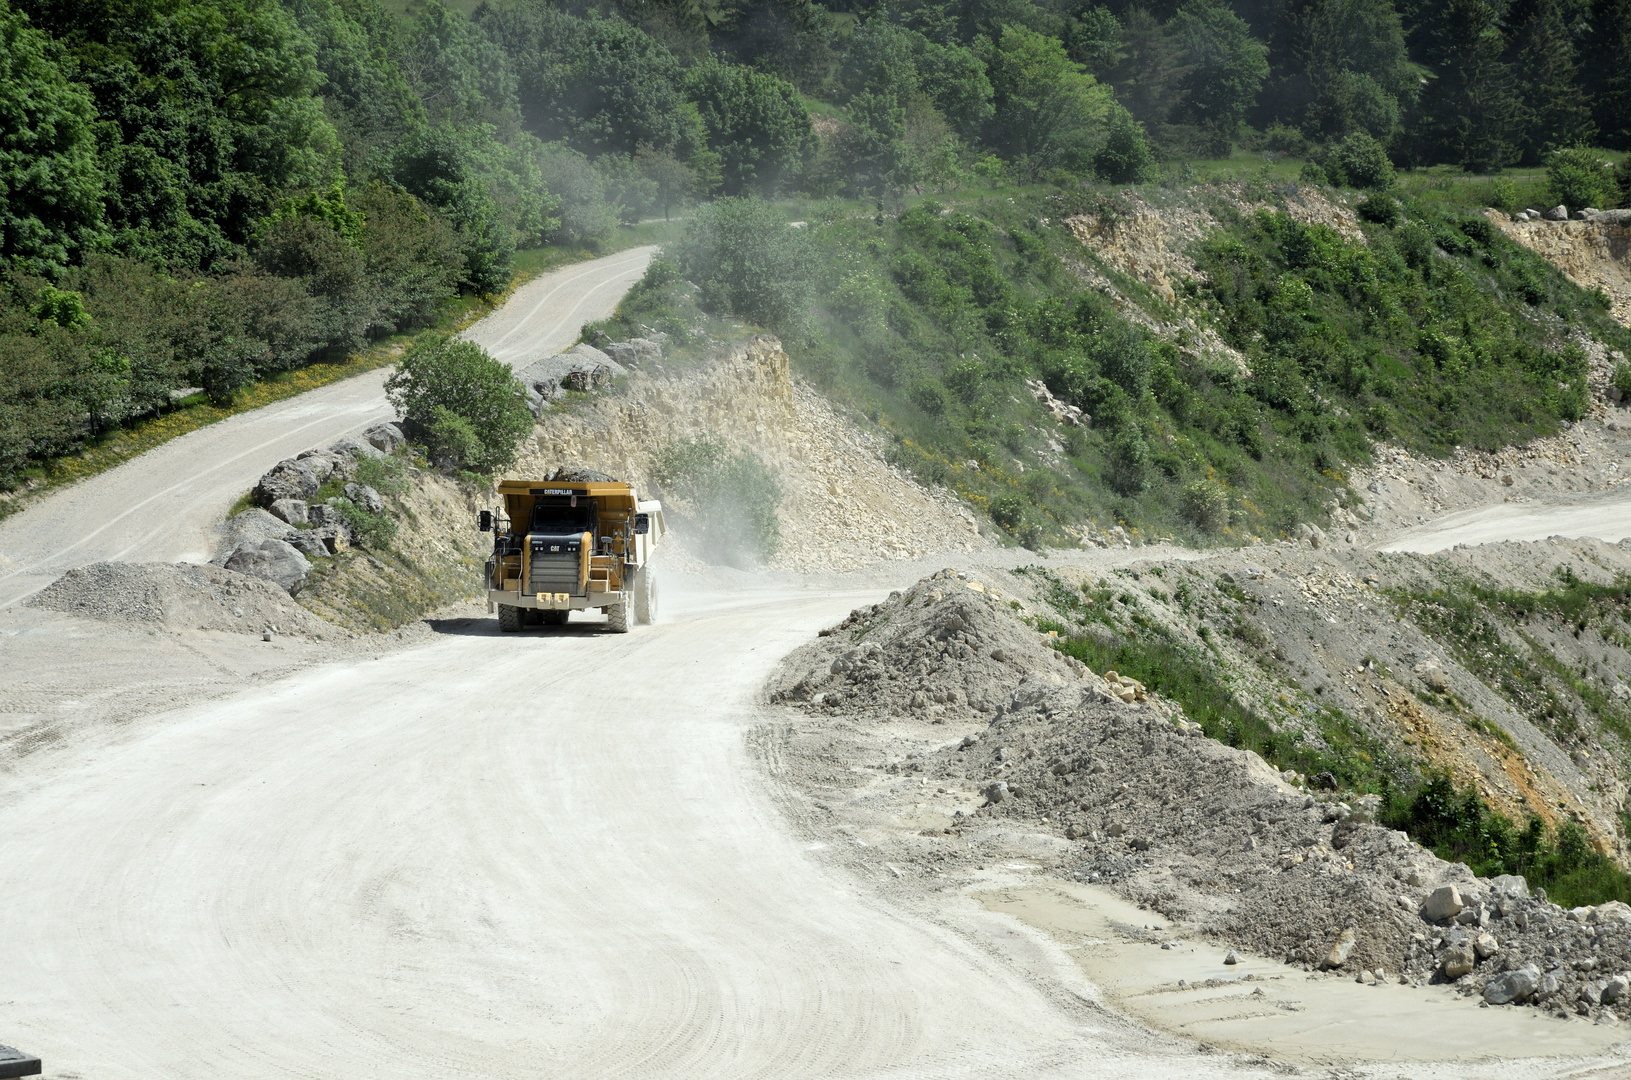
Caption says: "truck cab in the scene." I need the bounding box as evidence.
[481,478,665,632]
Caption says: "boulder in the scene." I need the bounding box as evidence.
[1489,874,1529,899]
[1604,975,1630,1005]
[344,483,384,513]
[1413,659,1450,691]
[1576,208,1600,220]
[1473,932,1500,959]
[225,537,309,595]
[603,341,637,367]
[1422,884,1466,922]
[363,422,406,453]
[329,435,384,461]
[1544,205,1569,221]
[1586,209,1631,225]
[307,523,350,555]
[295,449,340,481]
[1483,964,1541,1004]
[1442,944,1476,980]
[1592,901,1631,925]
[253,459,320,506]
[268,498,309,526]
[307,503,342,529]
[284,529,330,558]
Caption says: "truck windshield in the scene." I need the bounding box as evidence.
[530,501,594,535]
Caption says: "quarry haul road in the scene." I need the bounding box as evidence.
[0,247,655,608]
[1382,486,1631,552]
[0,587,1279,1080]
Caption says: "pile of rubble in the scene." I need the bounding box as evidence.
[774,569,1631,1021]
[29,561,329,637]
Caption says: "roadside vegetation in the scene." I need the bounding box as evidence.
[1019,561,1631,907]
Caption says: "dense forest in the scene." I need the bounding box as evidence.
[1,0,1629,502]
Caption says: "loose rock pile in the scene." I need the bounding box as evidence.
[29,561,328,636]
[776,569,1631,1020]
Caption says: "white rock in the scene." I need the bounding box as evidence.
[1421,885,1466,922]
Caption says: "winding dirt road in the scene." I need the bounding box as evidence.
[0,247,654,607]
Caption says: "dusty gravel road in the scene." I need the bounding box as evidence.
[0,247,654,607]
[1382,486,1631,552]
[0,585,1285,1080]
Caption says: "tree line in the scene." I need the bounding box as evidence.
[3,0,1629,490]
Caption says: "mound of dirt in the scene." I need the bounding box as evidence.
[29,562,331,636]
[766,569,1090,721]
[769,566,1631,1018]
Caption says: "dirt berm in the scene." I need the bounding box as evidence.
[766,569,1631,1021]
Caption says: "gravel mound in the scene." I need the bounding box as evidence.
[767,569,1089,721]
[780,567,1631,1019]
[30,562,330,636]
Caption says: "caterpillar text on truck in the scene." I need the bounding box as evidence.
[479,478,665,632]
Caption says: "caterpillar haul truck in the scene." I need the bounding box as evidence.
[480,478,665,632]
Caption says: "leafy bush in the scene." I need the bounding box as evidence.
[1355,193,1401,226]
[1330,131,1394,189]
[676,197,813,331]
[1615,362,1631,400]
[1547,147,1616,211]
[652,436,781,566]
[1093,110,1156,183]
[1180,477,1228,532]
[384,337,532,473]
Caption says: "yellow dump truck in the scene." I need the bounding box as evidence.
[480,477,665,632]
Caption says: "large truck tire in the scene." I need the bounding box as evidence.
[540,610,568,626]
[498,604,522,632]
[606,600,630,633]
[634,567,657,624]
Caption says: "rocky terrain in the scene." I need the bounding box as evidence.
[762,565,1631,1026]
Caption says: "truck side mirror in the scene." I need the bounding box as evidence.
[633,513,650,535]
[478,510,493,532]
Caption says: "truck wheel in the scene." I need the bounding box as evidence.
[634,568,657,625]
[498,604,522,632]
[540,610,568,626]
[607,600,630,633]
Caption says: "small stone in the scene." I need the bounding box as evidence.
[1442,945,1476,980]
[1473,932,1499,959]
[1108,821,1125,837]
[1322,927,1357,969]
[982,781,1009,804]
[1223,950,1239,965]
[1484,964,1542,1004]
[263,630,274,641]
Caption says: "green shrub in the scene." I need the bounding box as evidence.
[384,337,533,474]
[1093,110,1156,184]
[1331,131,1394,190]
[1615,362,1631,401]
[1356,193,1401,226]
[1180,477,1228,532]
[1546,147,1616,211]
[652,436,782,566]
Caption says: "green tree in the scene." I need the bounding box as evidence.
[1170,0,1269,145]
[398,0,518,128]
[1093,108,1156,182]
[19,0,341,268]
[384,336,532,473]
[1286,0,1419,141]
[0,0,104,273]
[980,24,1117,177]
[1580,0,1631,150]
[1404,0,1520,170]
[1506,0,1596,163]
[684,58,813,195]
[675,197,813,330]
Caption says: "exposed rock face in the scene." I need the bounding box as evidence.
[1489,209,1631,327]
[515,343,627,415]
[511,336,983,573]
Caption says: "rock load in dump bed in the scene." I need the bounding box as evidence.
[774,569,1631,1020]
